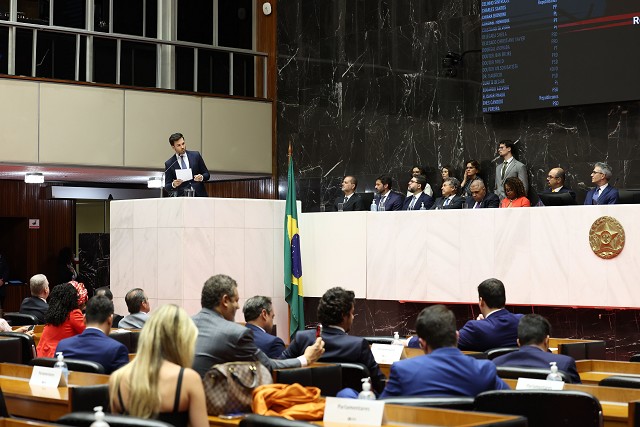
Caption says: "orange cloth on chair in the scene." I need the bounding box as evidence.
[252,383,325,420]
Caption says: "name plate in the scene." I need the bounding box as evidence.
[29,366,65,388]
[323,397,385,427]
[371,343,403,364]
[515,377,564,390]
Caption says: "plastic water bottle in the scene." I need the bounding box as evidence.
[419,202,426,210]
[546,361,563,381]
[90,406,110,427]
[54,352,69,385]
[370,200,377,211]
[392,331,403,346]
[358,377,376,400]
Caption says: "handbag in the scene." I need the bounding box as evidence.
[203,361,273,416]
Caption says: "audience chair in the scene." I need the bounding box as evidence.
[0,332,36,364]
[380,395,475,410]
[629,400,640,427]
[31,357,105,374]
[485,347,519,360]
[0,387,9,418]
[475,390,603,427]
[558,342,587,361]
[4,312,40,326]
[0,337,23,364]
[335,363,370,391]
[57,412,174,427]
[630,354,640,363]
[585,341,606,360]
[109,331,132,352]
[496,366,572,383]
[465,352,489,360]
[129,330,140,353]
[362,336,395,345]
[274,365,342,397]
[240,414,316,427]
[599,375,640,389]
[69,384,110,412]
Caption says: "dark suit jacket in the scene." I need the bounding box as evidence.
[55,328,129,374]
[191,308,299,377]
[375,192,403,211]
[430,195,464,209]
[164,150,210,197]
[281,327,386,394]
[402,193,434,210]
[492,345,581,383]
[465,193,500,209]
[333,193,366,211]
[380,347,509,397]
[246,323,285,359]
[584,185,619,205]
[19,296,48,323]
[458,309,524,352]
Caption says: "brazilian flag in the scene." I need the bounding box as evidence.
[284,151,304,340]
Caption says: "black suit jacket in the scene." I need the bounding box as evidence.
[465,192,500,208]
[402,193,434,210]
[541,186,576,200]
[430,195,464,209]
[333,193,366,211]
[19,296,48,323]
[375,191,403,211]
[164,150,210,197]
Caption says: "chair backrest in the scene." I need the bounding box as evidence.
[109,331,132,352]
[496,366,572,383]
[69,384,110,412]
[129,330,140,353]
[362,336,395,345]
[335,363,370,391]
[599,375,640,389]
[630,354,640,363]
[0,387,9,417]
[31,357,105,374]
[57,412,174,427]
[465,352,489,360]
[4,312,40,326]
[485,347,520,360]
[0,331,36,364]
[475,390,603,427]
[380,395,475,410]
[0,337,23,364]
[274,365,342,397]
[240,414,316,427]
[585,341,606,360]
[558,342,587,360]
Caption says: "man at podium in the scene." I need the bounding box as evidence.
[164,132,210,197]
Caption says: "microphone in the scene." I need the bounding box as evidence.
[162,157,180,197]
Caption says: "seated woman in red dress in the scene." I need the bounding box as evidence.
[37,281,87,357]
[500,177,531,208]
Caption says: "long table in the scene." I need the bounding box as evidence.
[576,360,640,384]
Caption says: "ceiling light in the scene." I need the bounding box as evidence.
[147,177,163,188]
[25,172,44,184]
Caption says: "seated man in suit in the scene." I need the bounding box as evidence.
[374,174,403,211]
[381,305,509,397]
[492,314,581,383]
[407,165,433,197]
[95,286,123,327]
[56,295,129,374]
[118,288,150,329]
[281,287,386,394]
[584,162,619,205]
[457,278,524,351]
[403,175,434,210]
[242,295,285,358]
[467,179,500,209]
[430,177,464,209]
[192,274,324,377]
[333,176,366,211]
[19,274,50,323]
[542,167,576,199]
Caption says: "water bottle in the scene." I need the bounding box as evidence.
[54,352,69,385]
[90,406,110,427]
[370,200,377,211]
[358,377,376,400]
[392,331,403,346]
[419,202,426,210]
[546,361,563,381]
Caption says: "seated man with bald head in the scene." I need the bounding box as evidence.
[333,176,366,211]
[466,179,500,209]
[542,167,576,200]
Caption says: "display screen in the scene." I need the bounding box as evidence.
[481,1,640,112]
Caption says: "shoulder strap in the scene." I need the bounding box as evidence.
[173,367,185,412]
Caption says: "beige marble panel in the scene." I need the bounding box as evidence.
[0,79,39,162]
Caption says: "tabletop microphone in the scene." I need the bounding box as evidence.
[161,157,180,197]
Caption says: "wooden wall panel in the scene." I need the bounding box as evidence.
[205,178,276,199]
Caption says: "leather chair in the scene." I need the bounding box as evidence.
[335,363,370,392]
[57,412,174,427]
[4,312,40,326]
[599,375,640,389]
[129,330,140,353]
[558,342,587,360]
[485,347,519,360]
[496,366,572,383]
[109,331,132,353]
[465,352,489,360]
[31,357,105,374]
[475,390,603,427]
[380,395,475,410]
[0,387,9,417]
[0,337,23,363]
[630,354,640,363]
[0,331,36,364]
[69,384,110,412]
[585,341,606,360]
[274,364,342,397]
[362,336,395,345]
[240,414,316,427]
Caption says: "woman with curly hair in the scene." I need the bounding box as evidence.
[500,177,530,208]
[109,304,207,427]
[36,281,87,357]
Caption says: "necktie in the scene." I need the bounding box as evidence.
[343,197,348,204]
[381,195,387,208]
[444,198,450,207]
[501,161,508,179]
[179,155,187,169]
[593,188,600,204]
[409,196,417,210]
[474,201,479,209]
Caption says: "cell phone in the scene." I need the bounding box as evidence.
[316,324,323,338]
[219,413,246,420]
[27,325,35,331]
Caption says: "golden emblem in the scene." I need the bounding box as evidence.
[589,216,625,259]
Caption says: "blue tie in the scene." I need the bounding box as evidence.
[179,155,186,169]
[592,188,600,204]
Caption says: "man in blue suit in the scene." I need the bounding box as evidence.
[164,132,210,197]
[457,278,523,352]
[242,296,285,359]
[430,178,465,209]
[374,174,403,211]
[56,295,129,374]
[466,180,500,209]
[281,287,386,394]
[381,305,509,397]
[403,175,434,210]
[584,162,618,205]
[492,314,581,383]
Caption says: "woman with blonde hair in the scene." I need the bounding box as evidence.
[110,304,208,427]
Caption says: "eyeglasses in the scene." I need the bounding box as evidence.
[592,170,603,175]
[547,175,557,179]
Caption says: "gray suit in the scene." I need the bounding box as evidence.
[495,158,528,199]
[192,308,300,377]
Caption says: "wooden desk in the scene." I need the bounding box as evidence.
[576,360,640,385]
[0,418,65,427]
